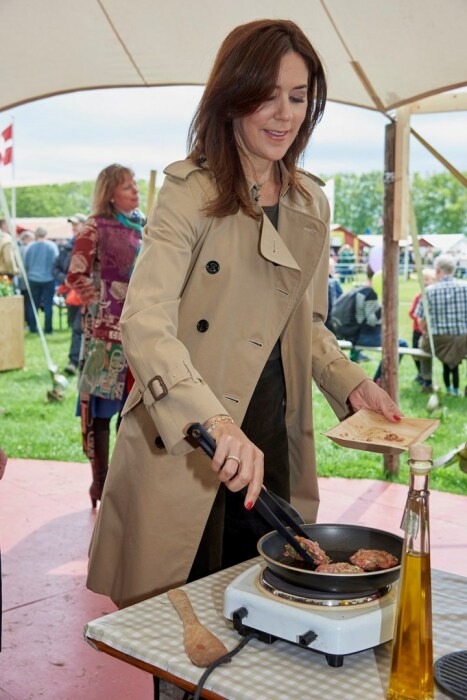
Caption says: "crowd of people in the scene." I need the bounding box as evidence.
[3,197,464,418]
[327,248,466,395]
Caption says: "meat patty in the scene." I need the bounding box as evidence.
[283,536,331,565]
[315,562,364,574]
[349,549,399,571]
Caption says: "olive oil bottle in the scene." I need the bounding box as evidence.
[387,443,434,700]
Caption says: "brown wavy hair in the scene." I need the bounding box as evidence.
[188,19,327,219]
[92,164,135,219]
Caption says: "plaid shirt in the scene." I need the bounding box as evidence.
[415,276,467,335]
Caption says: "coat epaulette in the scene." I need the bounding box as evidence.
[163,160,204,180]
[297,168,326,187]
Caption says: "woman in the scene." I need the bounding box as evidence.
[86,20,401,609]
[67,164,144,507]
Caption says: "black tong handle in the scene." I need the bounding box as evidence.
[186,422,316,566]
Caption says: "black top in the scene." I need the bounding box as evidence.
[262,203,279,229]
[262,204,280,360]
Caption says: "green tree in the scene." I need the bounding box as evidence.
[11,182,94,217]
[324,171,466,236]
[2,179,150,218]
[412,172,467,234]
[330,172,384,234]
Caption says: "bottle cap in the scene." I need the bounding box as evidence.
[408,443,432,461]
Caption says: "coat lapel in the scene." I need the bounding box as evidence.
[259,197,328,287]
[259,213,300,269]
[278,200,328,283]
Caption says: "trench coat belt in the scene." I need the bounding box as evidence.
[142,362,201,406]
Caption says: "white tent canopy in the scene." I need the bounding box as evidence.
[2,0,467,114]
[419,233,466,252]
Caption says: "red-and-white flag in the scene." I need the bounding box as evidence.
[0,123,13,166]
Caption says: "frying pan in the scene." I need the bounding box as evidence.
[185,423,403,595]
[258,523,403,594]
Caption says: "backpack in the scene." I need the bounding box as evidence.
[329,286,362,340]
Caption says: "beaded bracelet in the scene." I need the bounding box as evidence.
[205,414,234,434]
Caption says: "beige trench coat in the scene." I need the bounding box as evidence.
[86,159,369,608]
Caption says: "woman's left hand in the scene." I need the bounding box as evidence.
[348,379,402,423]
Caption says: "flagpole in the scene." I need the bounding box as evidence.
[11,116,16,221]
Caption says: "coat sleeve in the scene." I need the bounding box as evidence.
[312,321,370,419]
[120,168,228,455]
[66,220,100,307]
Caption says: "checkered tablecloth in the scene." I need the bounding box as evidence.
[84,560,467,699]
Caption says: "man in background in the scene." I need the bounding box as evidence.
[24,227,58,334]
[53,214,86,373]
[416,254,467,396]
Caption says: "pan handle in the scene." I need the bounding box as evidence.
[186,422,216,458]
[186,422,315,566]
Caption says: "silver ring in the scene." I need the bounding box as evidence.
[226,455,241,467]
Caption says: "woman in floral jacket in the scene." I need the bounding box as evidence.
[67,164,145,507]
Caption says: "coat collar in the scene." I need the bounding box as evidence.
[250,161,326,272]
[244,161,296,269]
[245,159,293,201]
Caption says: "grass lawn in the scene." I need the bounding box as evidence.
[0,276,466,495]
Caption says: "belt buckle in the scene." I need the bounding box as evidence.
[148,375,168,402]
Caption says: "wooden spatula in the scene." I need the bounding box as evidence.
[167,588,229,667]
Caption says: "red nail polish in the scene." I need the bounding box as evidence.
[245,501,254,510]
[393,415,401,422]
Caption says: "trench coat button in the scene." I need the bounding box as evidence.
[154,436,165,449]
[197,319,209,333]
[206,260,220,274]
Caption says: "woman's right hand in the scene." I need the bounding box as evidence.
[207,423,264,510]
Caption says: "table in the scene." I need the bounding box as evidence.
[84,559,467,699]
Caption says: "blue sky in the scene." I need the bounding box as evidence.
[1,86,466,186]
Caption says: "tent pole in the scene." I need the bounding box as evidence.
[382,122,400,476]
[393,106,411,243]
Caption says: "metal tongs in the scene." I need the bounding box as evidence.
[187,422,316,567]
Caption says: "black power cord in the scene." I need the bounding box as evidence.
[192,632,259,700]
